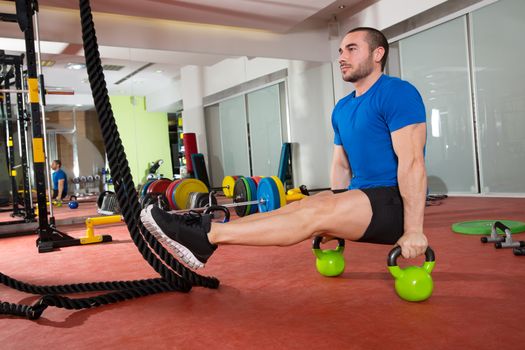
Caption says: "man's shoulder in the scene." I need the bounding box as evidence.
[334,92,355,110]
[380,75,417,91]
[374,75,422,106]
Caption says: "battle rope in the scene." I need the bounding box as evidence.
[0,0,219,320]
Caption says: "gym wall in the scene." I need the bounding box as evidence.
[110,95,173,186]
[200,58,335,190]
[387,0,525,195]
[47,109,105,185]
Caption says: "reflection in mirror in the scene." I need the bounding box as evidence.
[45,106,105,207]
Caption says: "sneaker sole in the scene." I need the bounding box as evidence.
[140,205,205,269]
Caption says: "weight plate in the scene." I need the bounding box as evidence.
[251,176,263,186]
[147,178,172,194]
[222,175,240,198]
[257,177,280,213]
[172,180,186,210]
[270,176,287,208]
[233,177,250,217]
[246,177,258,215]
[187,192,203,209]
[195,192,217,208]
[141,180,155,198]
[243,177,254,216]
[165,179,182,209]
[451,220,525,235]
[174,179,209,210]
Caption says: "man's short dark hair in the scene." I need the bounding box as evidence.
[347,27,389,71]
[54,159,62,167]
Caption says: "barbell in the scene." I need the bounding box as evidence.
[141,175,294,213]
[140,174,333,217]
[171,176,285,215]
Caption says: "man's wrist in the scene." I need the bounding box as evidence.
[402,230,424,236]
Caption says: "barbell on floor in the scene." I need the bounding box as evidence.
[140,174,335,216]
[171,176,285,216]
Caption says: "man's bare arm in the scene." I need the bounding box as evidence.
[330,145,351,190]
[391,123,428,259]
[57,179,65,199]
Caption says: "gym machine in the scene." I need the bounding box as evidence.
[0,51,35,224]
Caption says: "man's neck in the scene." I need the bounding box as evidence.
[353,70,383,97]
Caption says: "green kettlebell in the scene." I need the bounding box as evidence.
[312,236,346,277]
[387,246,435,302]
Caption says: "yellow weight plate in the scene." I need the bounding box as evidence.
[222,175,239,198]
[174,179,209,209]
[270,176,287,208]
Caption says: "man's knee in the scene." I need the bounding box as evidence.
[297,194,338,220]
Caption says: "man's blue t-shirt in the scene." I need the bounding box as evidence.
[331,74,426,190]
[52,169,68,194]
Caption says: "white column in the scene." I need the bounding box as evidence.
[180,65,208,158]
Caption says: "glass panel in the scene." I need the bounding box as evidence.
[204,104,224,187]
[399,16,477,194]
[247,84,282,176]
[219,96,251,176]
[470,0,525,194]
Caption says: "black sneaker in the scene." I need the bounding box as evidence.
[140,204,217,269]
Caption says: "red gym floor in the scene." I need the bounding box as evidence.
[0,196,524,350]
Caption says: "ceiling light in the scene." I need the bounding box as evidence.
[155,69,163,73]
[102,64,125,71]
[66,63,86,70]
[338,5,346,9]
[75,104,83,107]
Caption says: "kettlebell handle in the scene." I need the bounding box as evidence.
[387,246,435,267]
[312,236,345,251]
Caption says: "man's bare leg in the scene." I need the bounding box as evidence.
[140,190,372,269]
[225,190,333,225]
[208,190,372,246]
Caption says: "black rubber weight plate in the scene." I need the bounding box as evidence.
[451,220,525,235]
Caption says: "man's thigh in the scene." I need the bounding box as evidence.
[310,189,373,241]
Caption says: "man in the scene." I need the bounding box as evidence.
[141,27,428,270]
[51,159,68,202]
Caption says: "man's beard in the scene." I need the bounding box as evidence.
[343,56,374,83]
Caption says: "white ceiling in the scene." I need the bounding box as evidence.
[42,0,345,33]
[0,0,371,102]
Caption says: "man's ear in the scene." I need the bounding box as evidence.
[374,47,385,64]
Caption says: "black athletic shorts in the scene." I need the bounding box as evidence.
[332,186,404,245]
[52,189,67,200]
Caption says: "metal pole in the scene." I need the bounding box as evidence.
[33,7,54,217]
[0,88,28,93]
[19,63,34,210]
[18,0,51,239]
[3,73,21,216]
[15,57,34,220]
[171,198,265,214]
[0,88,74,94]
